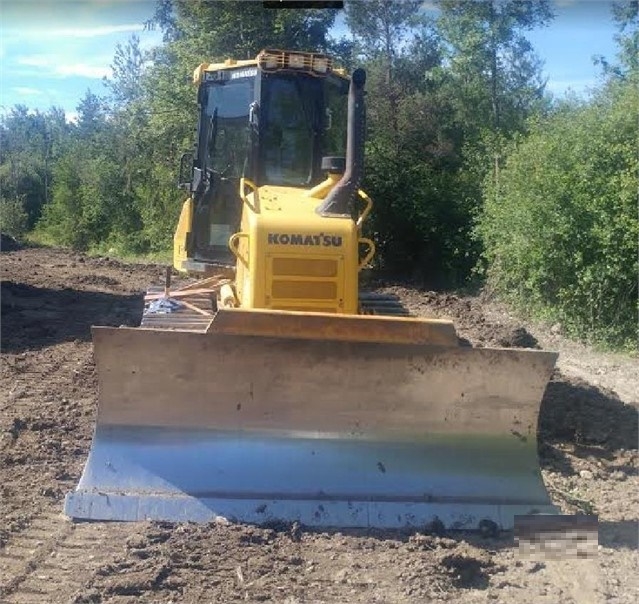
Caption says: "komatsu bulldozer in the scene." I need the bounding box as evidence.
[65,50,558,530]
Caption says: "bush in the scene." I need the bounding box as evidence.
[365,147,481,287]
[0,197,29,239]
[477,82,638,350]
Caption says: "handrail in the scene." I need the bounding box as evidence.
[358,237,376,271]
[228,232,249,267]
[239,177,259,213]
[356,189,373,228]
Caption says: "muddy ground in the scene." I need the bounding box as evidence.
[1,246,637,604]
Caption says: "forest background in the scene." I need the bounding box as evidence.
[1,0,637,350]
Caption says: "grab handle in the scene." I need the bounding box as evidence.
[229,232,249,266]
[358,237,375,270]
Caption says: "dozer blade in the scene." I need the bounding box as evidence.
[65,309,558,530]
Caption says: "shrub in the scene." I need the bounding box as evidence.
[477,82,638,350]
[0,197,29,239]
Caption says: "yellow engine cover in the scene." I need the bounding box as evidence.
[233,186,359,314]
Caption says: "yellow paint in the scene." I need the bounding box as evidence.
[173,197,193,271]
[193,59,258,84]
[305,173,342,199]
[174,50,371,315]
[231,185,368,315]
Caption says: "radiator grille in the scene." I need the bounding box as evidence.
[272,257,337,278]
[268,255,342,309]
[271,280,337,300]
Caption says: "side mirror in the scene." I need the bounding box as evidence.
[178,152,194,190]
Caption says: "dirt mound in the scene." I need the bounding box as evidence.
[540,371,638,451]
[73,522,505,603]
[439,550,494,589]
[374,285,540,348]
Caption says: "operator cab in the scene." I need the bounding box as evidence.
[179,50,348,270]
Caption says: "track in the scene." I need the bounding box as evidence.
[0,334,122,603]
[0,516,131,603]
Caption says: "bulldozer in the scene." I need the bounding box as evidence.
[64,49,558,530]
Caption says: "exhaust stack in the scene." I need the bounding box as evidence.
[317,68,366,217]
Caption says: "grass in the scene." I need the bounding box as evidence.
[25,230,173,266]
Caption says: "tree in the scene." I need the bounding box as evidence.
[342,1,493,283]
[596,1,638,81]
[613,0,639,75]
[107,35,146,107]
[346,0,423,72]
[436,0,553,137]
[477,81,638,349]
[75,89,107,141]
[151,0,339,59]
[0,106,69,229]
[345,1,425,140]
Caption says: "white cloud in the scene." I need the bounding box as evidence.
[54,63,112,79]
[16,55,51,67]
[15,55,112,79]
[65,111,79,124]
[12,86,43,96]
[46,24,145,38]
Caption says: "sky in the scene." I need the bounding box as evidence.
[0,0,621,121]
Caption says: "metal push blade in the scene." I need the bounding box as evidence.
[64,309,558,530]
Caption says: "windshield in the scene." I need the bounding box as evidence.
[261,74,322,187]
[203,76,254,178]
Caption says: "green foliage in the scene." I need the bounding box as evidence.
[39,149,87,249]
[345,0,424,60]
[596,1,638,80]
[435,0,552,146]
[0,196,29,238]
[345,0,550,285]
[168,0,339,58]
[107,35,146,107]
[40,144,144,252]
[477,80,639,349]
[365,147,480,285]
[38,89,145,252]
[0,106,70,228]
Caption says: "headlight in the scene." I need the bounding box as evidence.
[312,56,329,74]
[257,50,332,76]
[288,54,306,69]
[262,54,278,69]
[258,51,282,71]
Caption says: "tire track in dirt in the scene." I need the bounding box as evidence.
[0,515,133,604]
[1,249,156,602]
[0,336,138,603]
[0,514,75,600]
[1,341,95,523]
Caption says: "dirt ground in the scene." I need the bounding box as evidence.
[1,246,637,604]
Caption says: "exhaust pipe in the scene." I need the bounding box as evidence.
[317,68,366,217]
